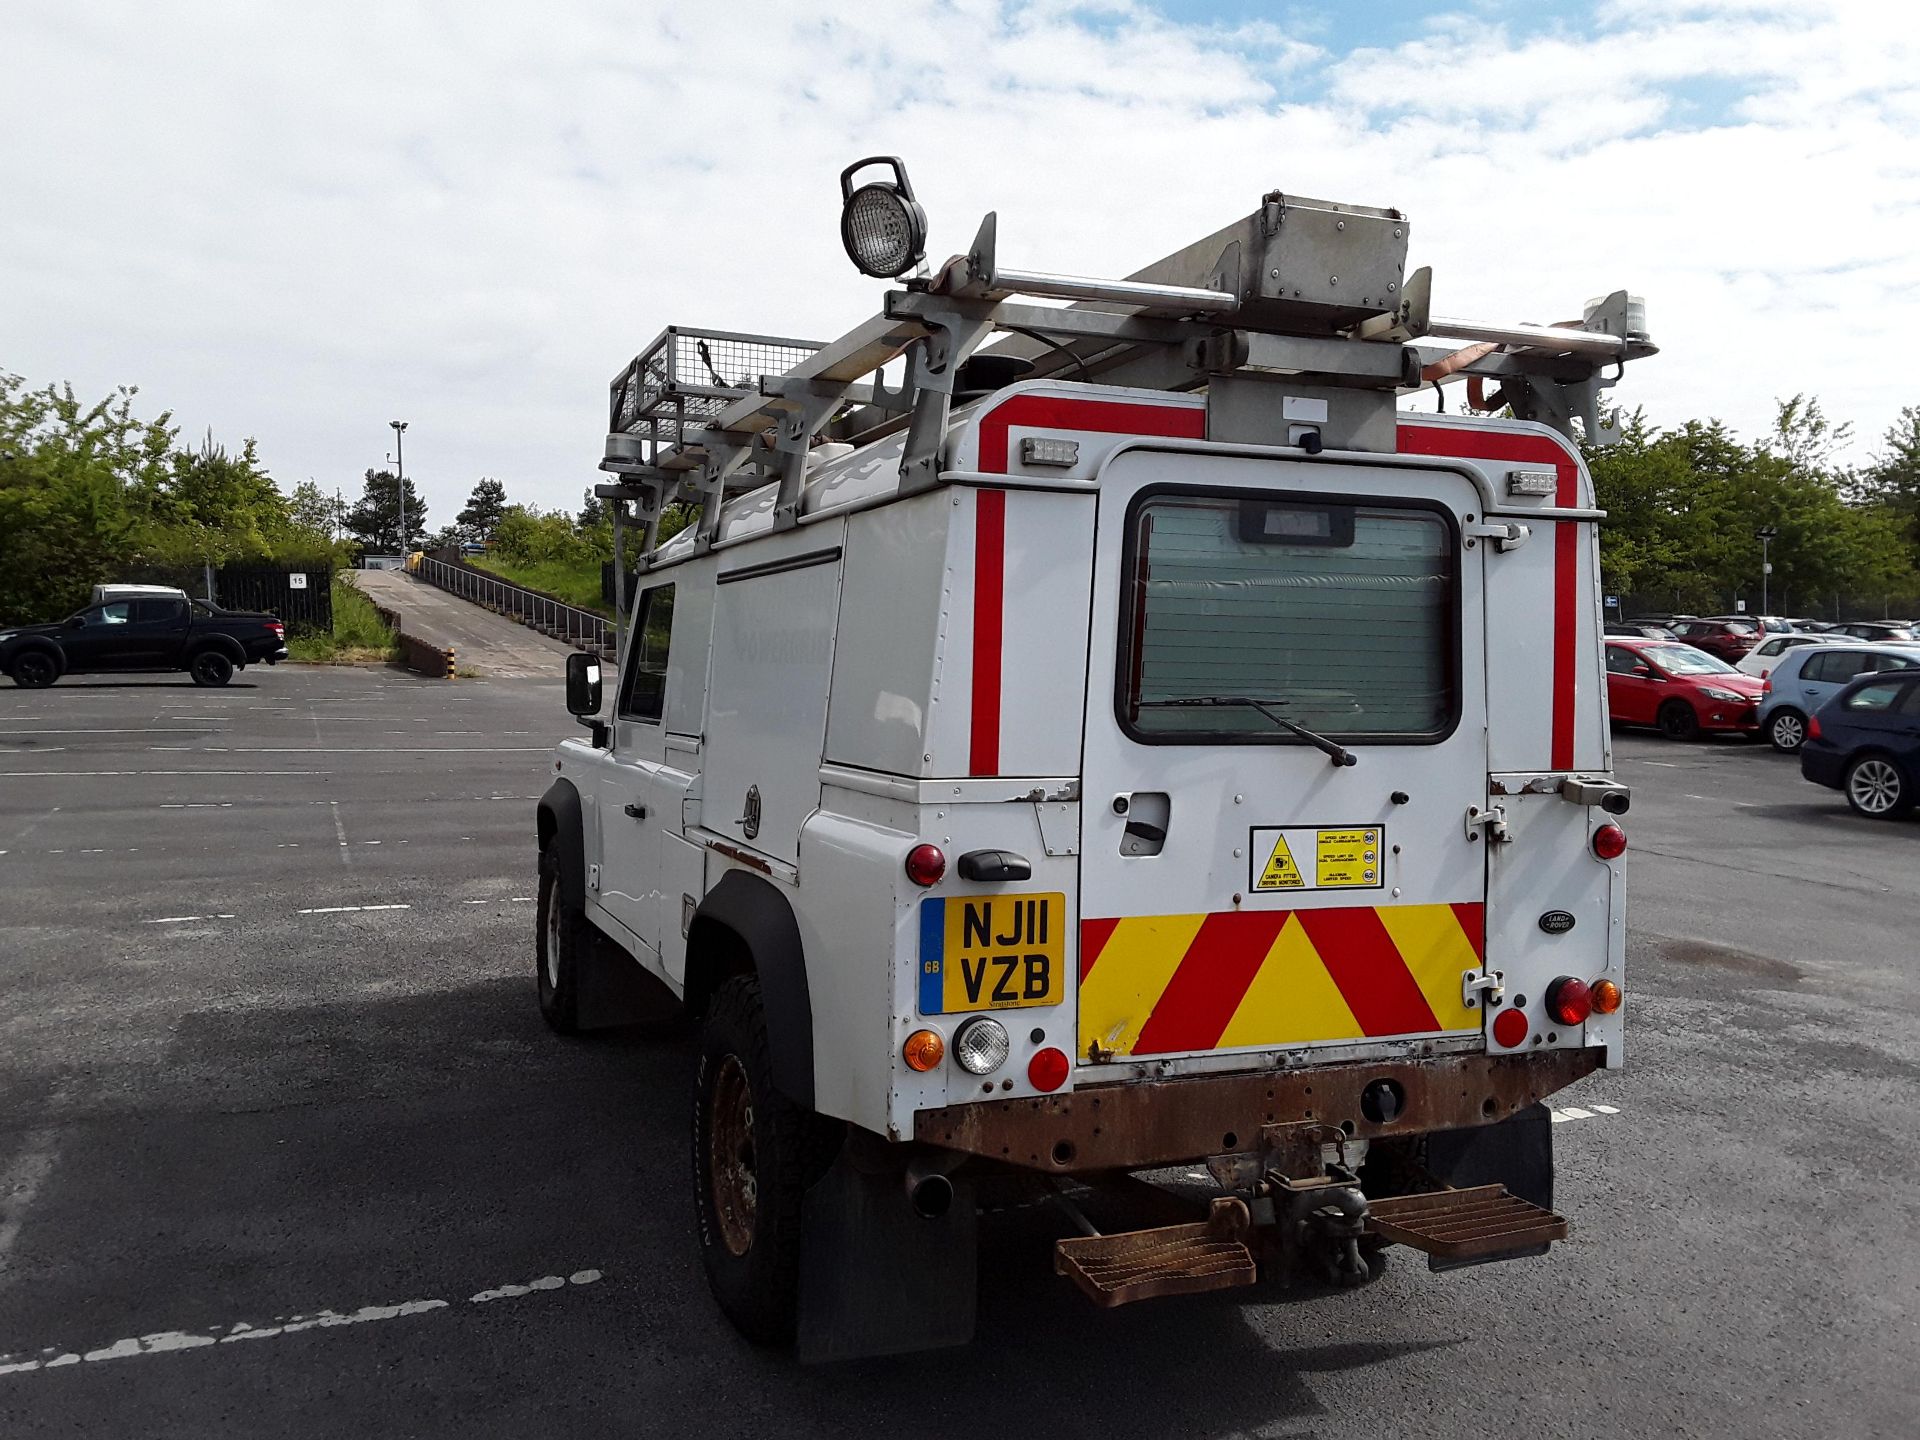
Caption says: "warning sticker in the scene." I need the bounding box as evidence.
[1257,834,1304,889]
[1250,825,1386,893]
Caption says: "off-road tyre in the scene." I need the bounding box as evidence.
[1656,700,1699,741]
[692,974,820,1345]
[1767,708,1807,753]
[1844,753,1912,819]
[534,847,584,1033]
[188,650,234,687]
[9,650,58,689]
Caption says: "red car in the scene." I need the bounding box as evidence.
[1605,639,1765,739]
[1667,618,1762,663]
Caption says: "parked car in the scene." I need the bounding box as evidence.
[1667,618,1763,664]
[1755,644,1920,752]
[1605,621,1678,640]
[1604,638,1765,739]
[1784,617,1834,633]
[0,595,287,688]
[1830,621,1917,642]
[1800,672,1920,818]
[1736,632,1837,678]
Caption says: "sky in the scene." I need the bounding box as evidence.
[3,0,1916,526]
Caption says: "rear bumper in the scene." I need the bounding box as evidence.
[915,1047,1602,1173]
[1800,742,1846,790]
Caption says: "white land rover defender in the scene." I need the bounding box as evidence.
[535,160,1646,1361]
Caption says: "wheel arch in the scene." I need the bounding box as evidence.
[536,777,586,914]
[187,633,247,664]
[686,870,815,1108]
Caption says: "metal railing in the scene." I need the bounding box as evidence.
[415,555,612,653]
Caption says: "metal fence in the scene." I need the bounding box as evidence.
[118,563,334,633]
[415,555,611,653]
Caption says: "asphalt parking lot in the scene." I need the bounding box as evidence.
[2,675,1917,1439]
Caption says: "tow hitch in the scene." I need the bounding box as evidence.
[1051,1121,1568,1307]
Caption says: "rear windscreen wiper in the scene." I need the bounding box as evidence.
[1139,696,1357,767]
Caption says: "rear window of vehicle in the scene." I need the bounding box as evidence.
[1119,490,1456,742]
[1845,680,1909,712]
[131,599,186,623]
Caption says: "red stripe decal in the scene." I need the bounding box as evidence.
[969,488,1006,776]
[1450,901,1486,964]
[1292,906,1442,1038]
[977,395,1204,474]
[1398,423,1583,769]
[1079,917,1120,983]
[1551,520,1578,769]
[1130,911,1289,1057]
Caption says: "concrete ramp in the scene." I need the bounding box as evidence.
[350,570,577,679]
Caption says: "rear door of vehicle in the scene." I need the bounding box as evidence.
[124,598,190,667]
[1076,449,1487,1072]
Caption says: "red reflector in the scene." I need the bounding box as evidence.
[904,843,945,888]
[1806,714,1821,741]
[1548,976,1592,1027]
[1591,823,1627,860]
[1028,1047,1069,1092]
[1492,1006,1530,1049]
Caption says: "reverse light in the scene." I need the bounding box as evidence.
[903,1029,945,1072]
[1591,978,1623,1015]
[953,1017,1010,1076]
[1548,976,1593,1027]
[905,843,946,888]
[1028,1047,1070,1093]
[1592,823,1627,860]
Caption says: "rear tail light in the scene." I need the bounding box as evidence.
[1028,1047,1070,1092]
[1591,822,1627,860]
[269,622,285,637]
[1761,675,1772,695]
[1590,978,1623,1015]
[905,843,945,887]
[1548,976,1592,1026]
[1806,714,1822,741]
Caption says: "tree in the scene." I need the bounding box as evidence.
[458,477,509,541]
[289,480,346,538]
[344,469,427,553]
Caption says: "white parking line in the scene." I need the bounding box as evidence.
[296,904,412,915]
[0,1269,603,1378]
[1549,1102,1621,1124]
[143,915,237,925]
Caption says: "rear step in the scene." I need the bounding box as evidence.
[1364,1184,1567,1262]
[1054,1197,1257,1307]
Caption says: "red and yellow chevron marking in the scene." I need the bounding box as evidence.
[1077,903,1485,1059]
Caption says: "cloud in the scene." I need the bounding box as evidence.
[0,0,1915,524]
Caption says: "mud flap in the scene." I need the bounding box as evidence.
[1419,1102,1554,1270]
[796,1147,977,1363]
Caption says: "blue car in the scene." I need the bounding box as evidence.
[1757,643,1920,752]
[1800,671,1920,817]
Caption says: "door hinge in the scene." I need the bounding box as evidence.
[587,862,600,893]
[1463,969,1504,1010]
[1465,803,1510,844]
[1464,520,1531,552]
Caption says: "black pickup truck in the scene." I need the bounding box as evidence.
[0,596,288,687]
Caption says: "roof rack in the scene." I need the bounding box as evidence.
[596,176,1655,581]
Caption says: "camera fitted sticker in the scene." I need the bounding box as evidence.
[1250,826,1385,892]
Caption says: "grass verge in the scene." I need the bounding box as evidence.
[287,575,402,664]
[468,556,612,615]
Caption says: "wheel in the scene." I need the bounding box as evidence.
[9,651,57,688]
[693,974,819,1345]
[1844,754,1911,819]
[1767,708,1807,753]
[188,651,234,687]
[534,847,582,1033]
[1657,701,1699,740]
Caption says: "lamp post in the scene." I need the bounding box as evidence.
[1756,525,1779,614]
[389,420,409,553]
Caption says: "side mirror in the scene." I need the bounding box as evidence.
[1631,663,1652,677]
[565,651,603,717]
[66,615,85,628]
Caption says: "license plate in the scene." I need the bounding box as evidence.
[917,893,1067,1015]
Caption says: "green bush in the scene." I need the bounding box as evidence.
[287,576,399,663]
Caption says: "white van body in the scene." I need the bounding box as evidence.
[90,583,189,605]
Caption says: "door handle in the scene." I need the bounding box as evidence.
[623,803,647,820]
